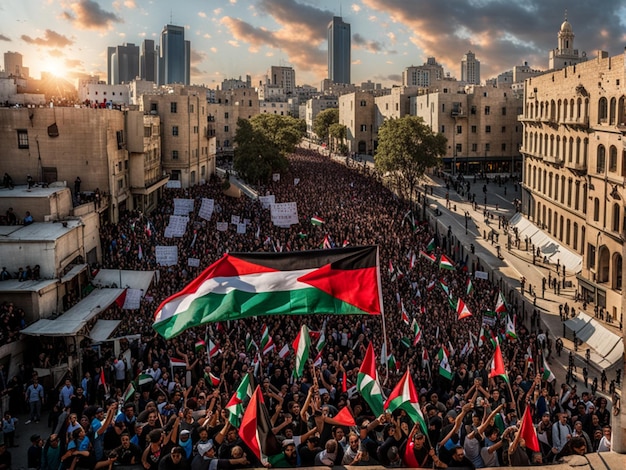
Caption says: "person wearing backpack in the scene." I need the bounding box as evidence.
[551,412,572,458]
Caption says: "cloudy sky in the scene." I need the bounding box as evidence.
[1,0,625,88]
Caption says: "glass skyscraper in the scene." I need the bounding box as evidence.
[159,24,190,85]
[327,16,351,85]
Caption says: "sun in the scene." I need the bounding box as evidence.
[41,57,67,79]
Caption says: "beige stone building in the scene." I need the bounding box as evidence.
[375,86,418,128]
[207,87,260,152]
[402,58,444,88]
[412,84,523,175]
[0,107,130,220]
[139,85,214,187]
[339,91,376,155]
[520,50,626,317]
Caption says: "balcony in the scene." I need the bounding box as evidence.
[564,159,587,171]
[542,154,563,165]
[562,116,589,129]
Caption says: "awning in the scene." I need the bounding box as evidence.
[509,213,582,272]
[61,263,88,283]
[22,288,124,336]
[88,319,121,342]
[91,269,155,293]
[564,311,623,369]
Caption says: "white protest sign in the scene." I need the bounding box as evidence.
[156,246,178,266]
[474,271,489,280]
[198,198,215,220]
[122,288,143,310]
[166,180,182,189]
[272,173,280,182]
[243,218,250,226]
[294,178,300,186]
[165,215,189,238]
[188,258,201,267]
[270,202,299,227]
[237,223,246,234]
[216,222,228,232]
[173,198,195,216]
[259,195,275,209]
[231,215,241,225]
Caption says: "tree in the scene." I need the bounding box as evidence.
[313,108,339,145]
[329,123,347,154]
[249,114,306,156]
[374,116,447,201]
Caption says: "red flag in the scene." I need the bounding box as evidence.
[333,406,356,427]
[342,372,348,393]
[489,343,509,382]
[239,386,280,464]
[519,405,540,452]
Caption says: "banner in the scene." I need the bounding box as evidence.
[237,223,246,234]
[156,246,178,266]
[231,215,241,225]
[474,271,489,280]
[173,198,195,216]
[216,222,228,232]
[259,195,275,209]
[166,180,181,189]
[187,258,201,267]
[122,288,143,310]
[198,198,215,220]
[164,215,189,238]
[482,311,497,327]
[270,202,299,227]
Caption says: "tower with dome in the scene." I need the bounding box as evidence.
[548,12,587,70]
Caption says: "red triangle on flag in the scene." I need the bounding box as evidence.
[239,386,280,463]
[333,406,356,427]
[519,405,540,452]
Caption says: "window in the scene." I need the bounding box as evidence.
[501,107,506,115]
[360,100,367,106]
[471,125,477,133]
[17,129,29,149]
[441,125,445,133]
[486,126,491,133]
[485,143,491,152]
[593,198,600,221]
[597,145,606,173]
[189,104,194,113]
[225,112,229,119]
[470,106,476,115]
[118,179,124,189]
[144,126,152,137]
[224,125,229,132]
[501,143,506,151]
[170,102,177,113]
[456,143,462,153]
[456,125,462,134]
[193,126,198,134]
[441,104,445,112]
[587,244,596,270]
[472,143,478,152]
[116,130,124,149]
[172,150,179,160]
[501,126,506,133]
[609,146,618,172]
[172,126,179,136]
[484,106,490,115]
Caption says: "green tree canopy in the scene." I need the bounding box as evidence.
[374,116,447,200]
[313,108,339,143]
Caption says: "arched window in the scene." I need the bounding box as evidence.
[548,172,553,198]
[542,169,547,193]
[566,219,571,245]
[614,254,623,290]
[568,137,574,163]
[609,145,617,172]
[553,174,558,200]
[573,222,579,250]
[598,97,608,123]
[561,175,566,204]
[610,97,616,125]
[597,145,606,173]
[598,246,610,283]
[613,203,621,232]
[593,198,600,221]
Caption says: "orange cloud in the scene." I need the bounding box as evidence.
[62,0,123,31]
[21,30,73,48]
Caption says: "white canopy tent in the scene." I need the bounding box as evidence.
[564,311,623,369]
[91,269,156,292]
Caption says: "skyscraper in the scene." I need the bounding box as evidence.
[461,51,481,85]
[107,43,140,85]
[159,24,190,85]
[140,39,157,82]
[327,16,351,85]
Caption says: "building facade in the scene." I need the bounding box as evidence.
[327,16,351,85]
[107,43,139,85]
[207,88,261,152]
[159,24,190,86]
[4,51,28,78]
[461,51,481,85]
[339,91,376,155]
[140,39,158,83]
[268,66,296,95]
[403,58,444,88]
[520,50,626,316]
[548,17,587,70]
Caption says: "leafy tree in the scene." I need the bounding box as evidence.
[375,116,447,201]
[329,123,347,153]
[313,108,339,144]
[250,114,306,156]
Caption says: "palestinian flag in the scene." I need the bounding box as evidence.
[505,315,517,340]
[437,348,453,380]
[278,344,290,359]
[384,369,427,431]
[426,238,436,253]
[226,374,252,428]
[208,339,221,359]
[439,254,455,270]
[387,353,398,372]
[240,385,280,464]
[456,298,472,320]
[195,339,206,353]
[153,246,382,339]
[123,382,135,403]
[322,235,332,249]
[440,280,450,297]
[313,349,323,367]
[409,251,417,269]
[356,343,384,416]
[292,324,311,378]
[400,337,411,349]
[170,357,186,368]
[525,345,534,364]
[208,372,221,387]
[420,251,436,263]
[401,301,410,326]
[519,405,540,452]
[542,356,555,382]
[448,296,457,311]
[260,324,275,355]
[334,406,356,426]
[411,319,422,345]
[495,292,507,314]
[489,342,509,383]
[316,329,326,352]
[311,216,325,226]
[466,278,474,296]
[426,280,436,291]
[137,373,154,386]
[478,326,487,347]
[245,333,255,352]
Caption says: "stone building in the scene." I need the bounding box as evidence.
[519,50,626,316]
[402,58,444,88]
[139,85,214,187]
[339,91,376,155]
[412,84,523,175]
[207,87,261,152]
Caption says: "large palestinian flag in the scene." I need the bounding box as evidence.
[239,385,280,464]
[154,246,383,339]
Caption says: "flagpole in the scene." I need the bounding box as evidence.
[505,370,520,419]
[378,247,389,382]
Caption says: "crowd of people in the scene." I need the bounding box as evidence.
[13,148,618,468]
